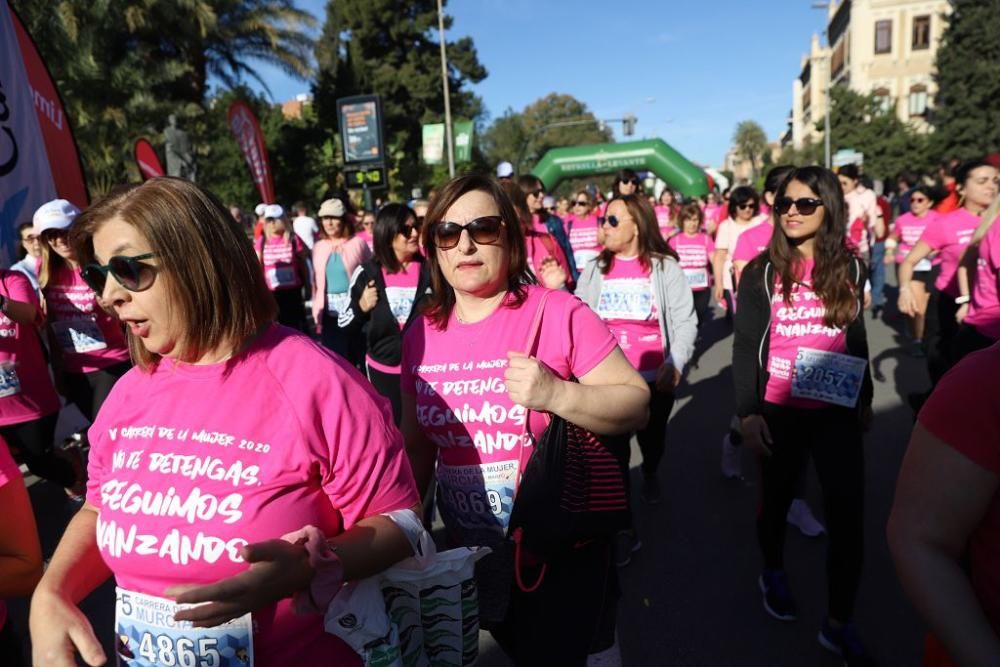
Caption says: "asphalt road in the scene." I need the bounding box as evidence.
[9,278,931,666]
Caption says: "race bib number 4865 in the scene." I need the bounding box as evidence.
[115,587,254,667]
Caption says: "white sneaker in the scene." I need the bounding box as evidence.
[721,433,742,480]
[786,498,825,537]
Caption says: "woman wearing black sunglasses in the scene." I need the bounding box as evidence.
[612,169,643,198]
[341,203,431,425]
[713,186,765,319]
[733,166,874,663]
[400,174,649,665]
[35,199,131,424]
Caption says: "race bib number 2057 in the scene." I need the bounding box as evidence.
[115,587,254,667]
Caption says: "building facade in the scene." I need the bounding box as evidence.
[789,0,951,150]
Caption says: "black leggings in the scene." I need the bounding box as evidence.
[952,323,995,366]
[273,288,306,331]
[924,289,959,385]
[62,361,130,422]
[611,383,675,496]
[693,289,712,327]
[367,365,402,426]
[757,402,865,623]
[0,412,74,488]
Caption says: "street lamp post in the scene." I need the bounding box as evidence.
[813,2,833,169]
[436,0,455,178]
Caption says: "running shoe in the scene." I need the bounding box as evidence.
[758,569,798,621]
[721,433,742,480]
[640,473,662,505]
[786,499,825,537]
[818,619,876,666]
[614,530,641,567]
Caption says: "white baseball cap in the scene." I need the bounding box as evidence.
[263,204,284,219]
[254,203,267,217]
[496,161,514,178]
[317,198,346,218]
[33,199,81,234]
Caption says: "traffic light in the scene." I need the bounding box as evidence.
[622,114,637,137]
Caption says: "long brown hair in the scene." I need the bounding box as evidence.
[39,236,72,290]
[421,174,532,329]
[766,166,858,329]
[598,194,677,275]
[69,177,277,371]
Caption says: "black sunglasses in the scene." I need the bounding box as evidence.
[574,200,589,206]
[775,197,824,216]
[81,253,159,294]
[433,216,504,250]
[600,215,621,228]
[621,178,640,186]
[40,228,69,243]
[737,202,757,210]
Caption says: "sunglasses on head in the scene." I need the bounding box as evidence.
[433,216,504,250]
[774,197,824,215]
[81,253,159,294]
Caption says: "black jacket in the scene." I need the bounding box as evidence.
[732,256,874,418]
[342,259,433,367]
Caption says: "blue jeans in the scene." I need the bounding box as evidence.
[869,240,886,308]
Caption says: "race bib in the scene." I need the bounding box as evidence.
[437,460,518,534]
[791,347,867,408]
[326,291,351,315]
[684,268,709,289]
[914,257,932,272]
[115,587,254,666]
[386,286,417,326]
[266,266,297,289]
[52,318,108,354]
[596,279,654,321]
[0,361,20,398]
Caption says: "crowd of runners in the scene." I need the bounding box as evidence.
[0,152,998,667]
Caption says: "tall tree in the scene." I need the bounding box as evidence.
[313,0,487,197]
[732,120,768,183]
[930,0,1000,160]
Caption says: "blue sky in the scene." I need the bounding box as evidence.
[245,0,830,168]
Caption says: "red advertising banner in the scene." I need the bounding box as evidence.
[227,100,275,204]
[9,3,88,209]
[134,138,165,181]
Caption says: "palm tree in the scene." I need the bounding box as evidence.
[732,120,768,183]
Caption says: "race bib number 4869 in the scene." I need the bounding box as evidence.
[115,587,254,667]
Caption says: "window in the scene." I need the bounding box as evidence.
[874,88,893,115]
[913,15,931,50]
[875,19,892,54]
[909,85,929,116]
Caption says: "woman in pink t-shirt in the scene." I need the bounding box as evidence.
[654,188,679,240]
[0,438,43,667]
[887,185,938,349]
[733,167,875,663]
[577,194,697,560]
[502,182,572,291]
[343,203,431,424]
[35,199,131,423]
[668,202,715,326]
[899,160,998,385]
[564,189,603,271]
[401,174,649,665]
[713,186,763,318]
[256,205,308,332]
[30,178,419,667]
[953,197,1000,361]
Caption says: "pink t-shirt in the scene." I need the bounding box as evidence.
[704,204,726,227]
[965,219,1000,340]
[400,286,616,543]
[715,218,766,292]
[357,230,374,252]
[86,324,418,666]
[669,232,715,292]
[0,439,21,631]
[0,271,60,425]
[920,208,981,297]
[525,231,572,287]
[260,234,302,291]
[565,212,602,269]
[844,187,880,256]
[593,256,663,379]
[764,259,853,409]
[43,265,130,374]
[894,210,938,264]
[366,259,424,375]
[654,205,675,238]
[732,223,774,267]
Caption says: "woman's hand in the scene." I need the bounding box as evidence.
[740,414,773,457]
[30,590,106,667]
[956,303,969,324]
[166,539,313,628]
[654,362,681,394]
[898,285,917,316]
[359,281,379,313]
[713,283,725,305]
[505,351,561,411]
[537,257,567,290]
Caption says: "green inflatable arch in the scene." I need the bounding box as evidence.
[530,139,709,198]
